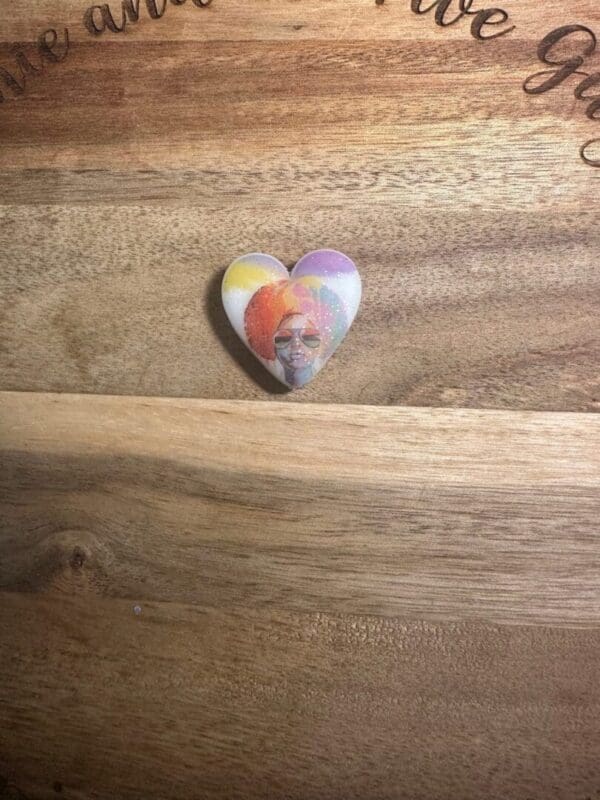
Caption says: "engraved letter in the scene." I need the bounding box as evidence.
[121,0,141,23]
[523,25,596,95]
[10,44,42,78]
[411,0,475,28]
[84,4,126,35]
[0,68,26,102]
[471,8,514,41]
[38,28,70,63]
[580,138,600,166]
[145,0,168,19]
[574,72,600,119]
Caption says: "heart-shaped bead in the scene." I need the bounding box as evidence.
[222,250,362,389]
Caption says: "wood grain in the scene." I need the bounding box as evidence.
[1,390,600,799]
[0,0,599,408]
[2,391,600,626]
[2,593,600,800]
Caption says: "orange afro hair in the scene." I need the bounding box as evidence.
[244,279,347,361]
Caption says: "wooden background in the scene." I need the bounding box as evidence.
[1,1,600,798]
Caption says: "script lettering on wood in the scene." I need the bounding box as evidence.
[523,24,600,163]
[0,0,211,102]
[410,0,513,41]
[0,30,69,102]
[84,0,212,35]
[0,2,599,167]
[523,25,597,95]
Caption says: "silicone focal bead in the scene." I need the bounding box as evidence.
[222,250,362,389]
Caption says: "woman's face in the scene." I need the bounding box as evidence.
[273,314,321,371]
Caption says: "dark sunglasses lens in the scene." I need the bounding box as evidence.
[274,335,292,348]
[302,334,321,348]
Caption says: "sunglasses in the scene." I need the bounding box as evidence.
[274,328,321,349]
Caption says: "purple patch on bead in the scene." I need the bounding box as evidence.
[293,249,357,278]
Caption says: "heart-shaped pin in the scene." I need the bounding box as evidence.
[222,250,362,389]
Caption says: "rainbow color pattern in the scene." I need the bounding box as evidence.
[222,250,362,389]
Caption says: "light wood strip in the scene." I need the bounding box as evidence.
[2,391,599,627]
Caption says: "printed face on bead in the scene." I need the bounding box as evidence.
[274,314,321,372]
[222,250,362,390]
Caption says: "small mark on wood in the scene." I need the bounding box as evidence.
[70,547,86,569]
[52,782,63,794]
[375,0,385,6]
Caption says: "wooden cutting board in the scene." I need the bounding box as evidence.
[1,2,599,799]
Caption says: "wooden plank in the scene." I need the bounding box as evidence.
[1,591,600,800]
[0,1,599,408]
[2,391,599,626]
[1,203,598,407]
[1,391,600,799]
